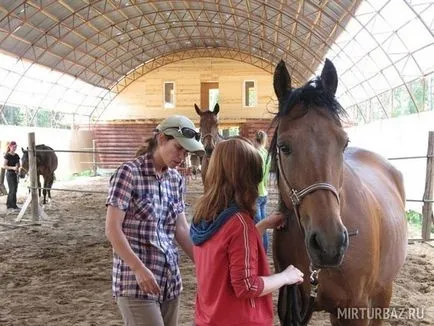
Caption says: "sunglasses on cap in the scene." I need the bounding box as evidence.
[163,126,201,141]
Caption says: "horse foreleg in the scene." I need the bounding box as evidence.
[37,176,42,198]
[330,312,370,326]
[329,298,371,326]
[47,174,55,200]
[368,284,393,326]
[42,176,48,205]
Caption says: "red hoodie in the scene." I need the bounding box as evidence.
[193,211,273,326]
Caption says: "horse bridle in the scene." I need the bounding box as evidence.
[201,133,220,157]
[276,145,340,222]
[276,145,341,325]
[276,144,359,325]
[201,133,216,143]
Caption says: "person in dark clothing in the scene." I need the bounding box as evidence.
[3,141,20,210]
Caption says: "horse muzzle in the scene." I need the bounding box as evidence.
[204,146,214,157]
[306,227,349,268]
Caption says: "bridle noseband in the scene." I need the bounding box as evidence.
[201,133,216,144]
[201,133,220,157]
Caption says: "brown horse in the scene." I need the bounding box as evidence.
[271,59,407,325]
[194,103,223,183]
[20,144,58,205]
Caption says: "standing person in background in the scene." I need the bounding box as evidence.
[254,130,271,253]
[2,141,20,211]
[105,115,204,326]
[190,137,303,326]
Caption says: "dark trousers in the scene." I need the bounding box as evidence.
[6,172,18,209]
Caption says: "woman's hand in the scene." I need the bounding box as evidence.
[265,211,285,229]
[281,265,304,285]
[133,265,160,295]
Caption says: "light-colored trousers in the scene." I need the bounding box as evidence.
[116,296,180,326]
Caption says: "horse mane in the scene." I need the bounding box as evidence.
[35,144,54,151]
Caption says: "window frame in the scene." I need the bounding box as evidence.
[243,80,257,108]
[163,81,176,109]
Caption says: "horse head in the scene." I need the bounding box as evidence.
[20,147,29,179]
[194,103,220,157]
[271,59,349,268]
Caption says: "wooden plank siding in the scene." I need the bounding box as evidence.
[92,119,275,169]
[92,123,157,169]
[101,58,276,122]
[95,58,279,168]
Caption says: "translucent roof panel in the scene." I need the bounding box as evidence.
[0,0,360,91]
[0,51,107,116]
[328,0,434,109]
[0,0,432,122]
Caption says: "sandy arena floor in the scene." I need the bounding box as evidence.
[0,176,432,326]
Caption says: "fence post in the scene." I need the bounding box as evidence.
[422,131,434,241]
[92,139,97,177]
[28,132,39,223]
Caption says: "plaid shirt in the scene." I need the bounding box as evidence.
[106,152,185,302]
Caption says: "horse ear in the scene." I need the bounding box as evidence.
[320,58,338,96]
[194,103,203,116]
[213,103,219,115]
[273,60,291,101]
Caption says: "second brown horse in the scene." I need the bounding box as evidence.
[194,103,223,184]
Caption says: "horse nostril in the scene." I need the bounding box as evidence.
[309,232,322,252]
[342,230,349,247]
[205,147,213,156]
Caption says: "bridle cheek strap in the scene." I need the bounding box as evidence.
[276,147,340,228]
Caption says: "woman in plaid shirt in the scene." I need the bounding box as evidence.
[106,115,204,326]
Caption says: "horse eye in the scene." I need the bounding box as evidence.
[279,144,292,155]
[343,139,350,151]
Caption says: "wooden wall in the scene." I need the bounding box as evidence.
[239,119,275,143]
[94,57,279,169]
[101,57,276,123]
[91,118,275,169]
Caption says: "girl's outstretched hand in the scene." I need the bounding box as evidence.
[265,211,285,229]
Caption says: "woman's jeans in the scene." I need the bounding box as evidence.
[6,171,18,209]
[255,196,268,253]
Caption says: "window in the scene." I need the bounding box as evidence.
[164,81,175,108]
[209,88,219,110]
[244,80,256,107]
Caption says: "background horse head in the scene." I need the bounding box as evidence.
[194,103,223,183]
[20,144,58,205]
[270,59,407,325]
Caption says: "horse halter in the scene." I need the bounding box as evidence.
[201,133,219,157]
[276,145,340,217]
[276,145,340,325]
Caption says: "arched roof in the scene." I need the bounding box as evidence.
[0,0,432,123]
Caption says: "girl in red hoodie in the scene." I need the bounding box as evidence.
[190,137,304,326]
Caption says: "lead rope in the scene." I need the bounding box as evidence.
[276,147,322,326]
